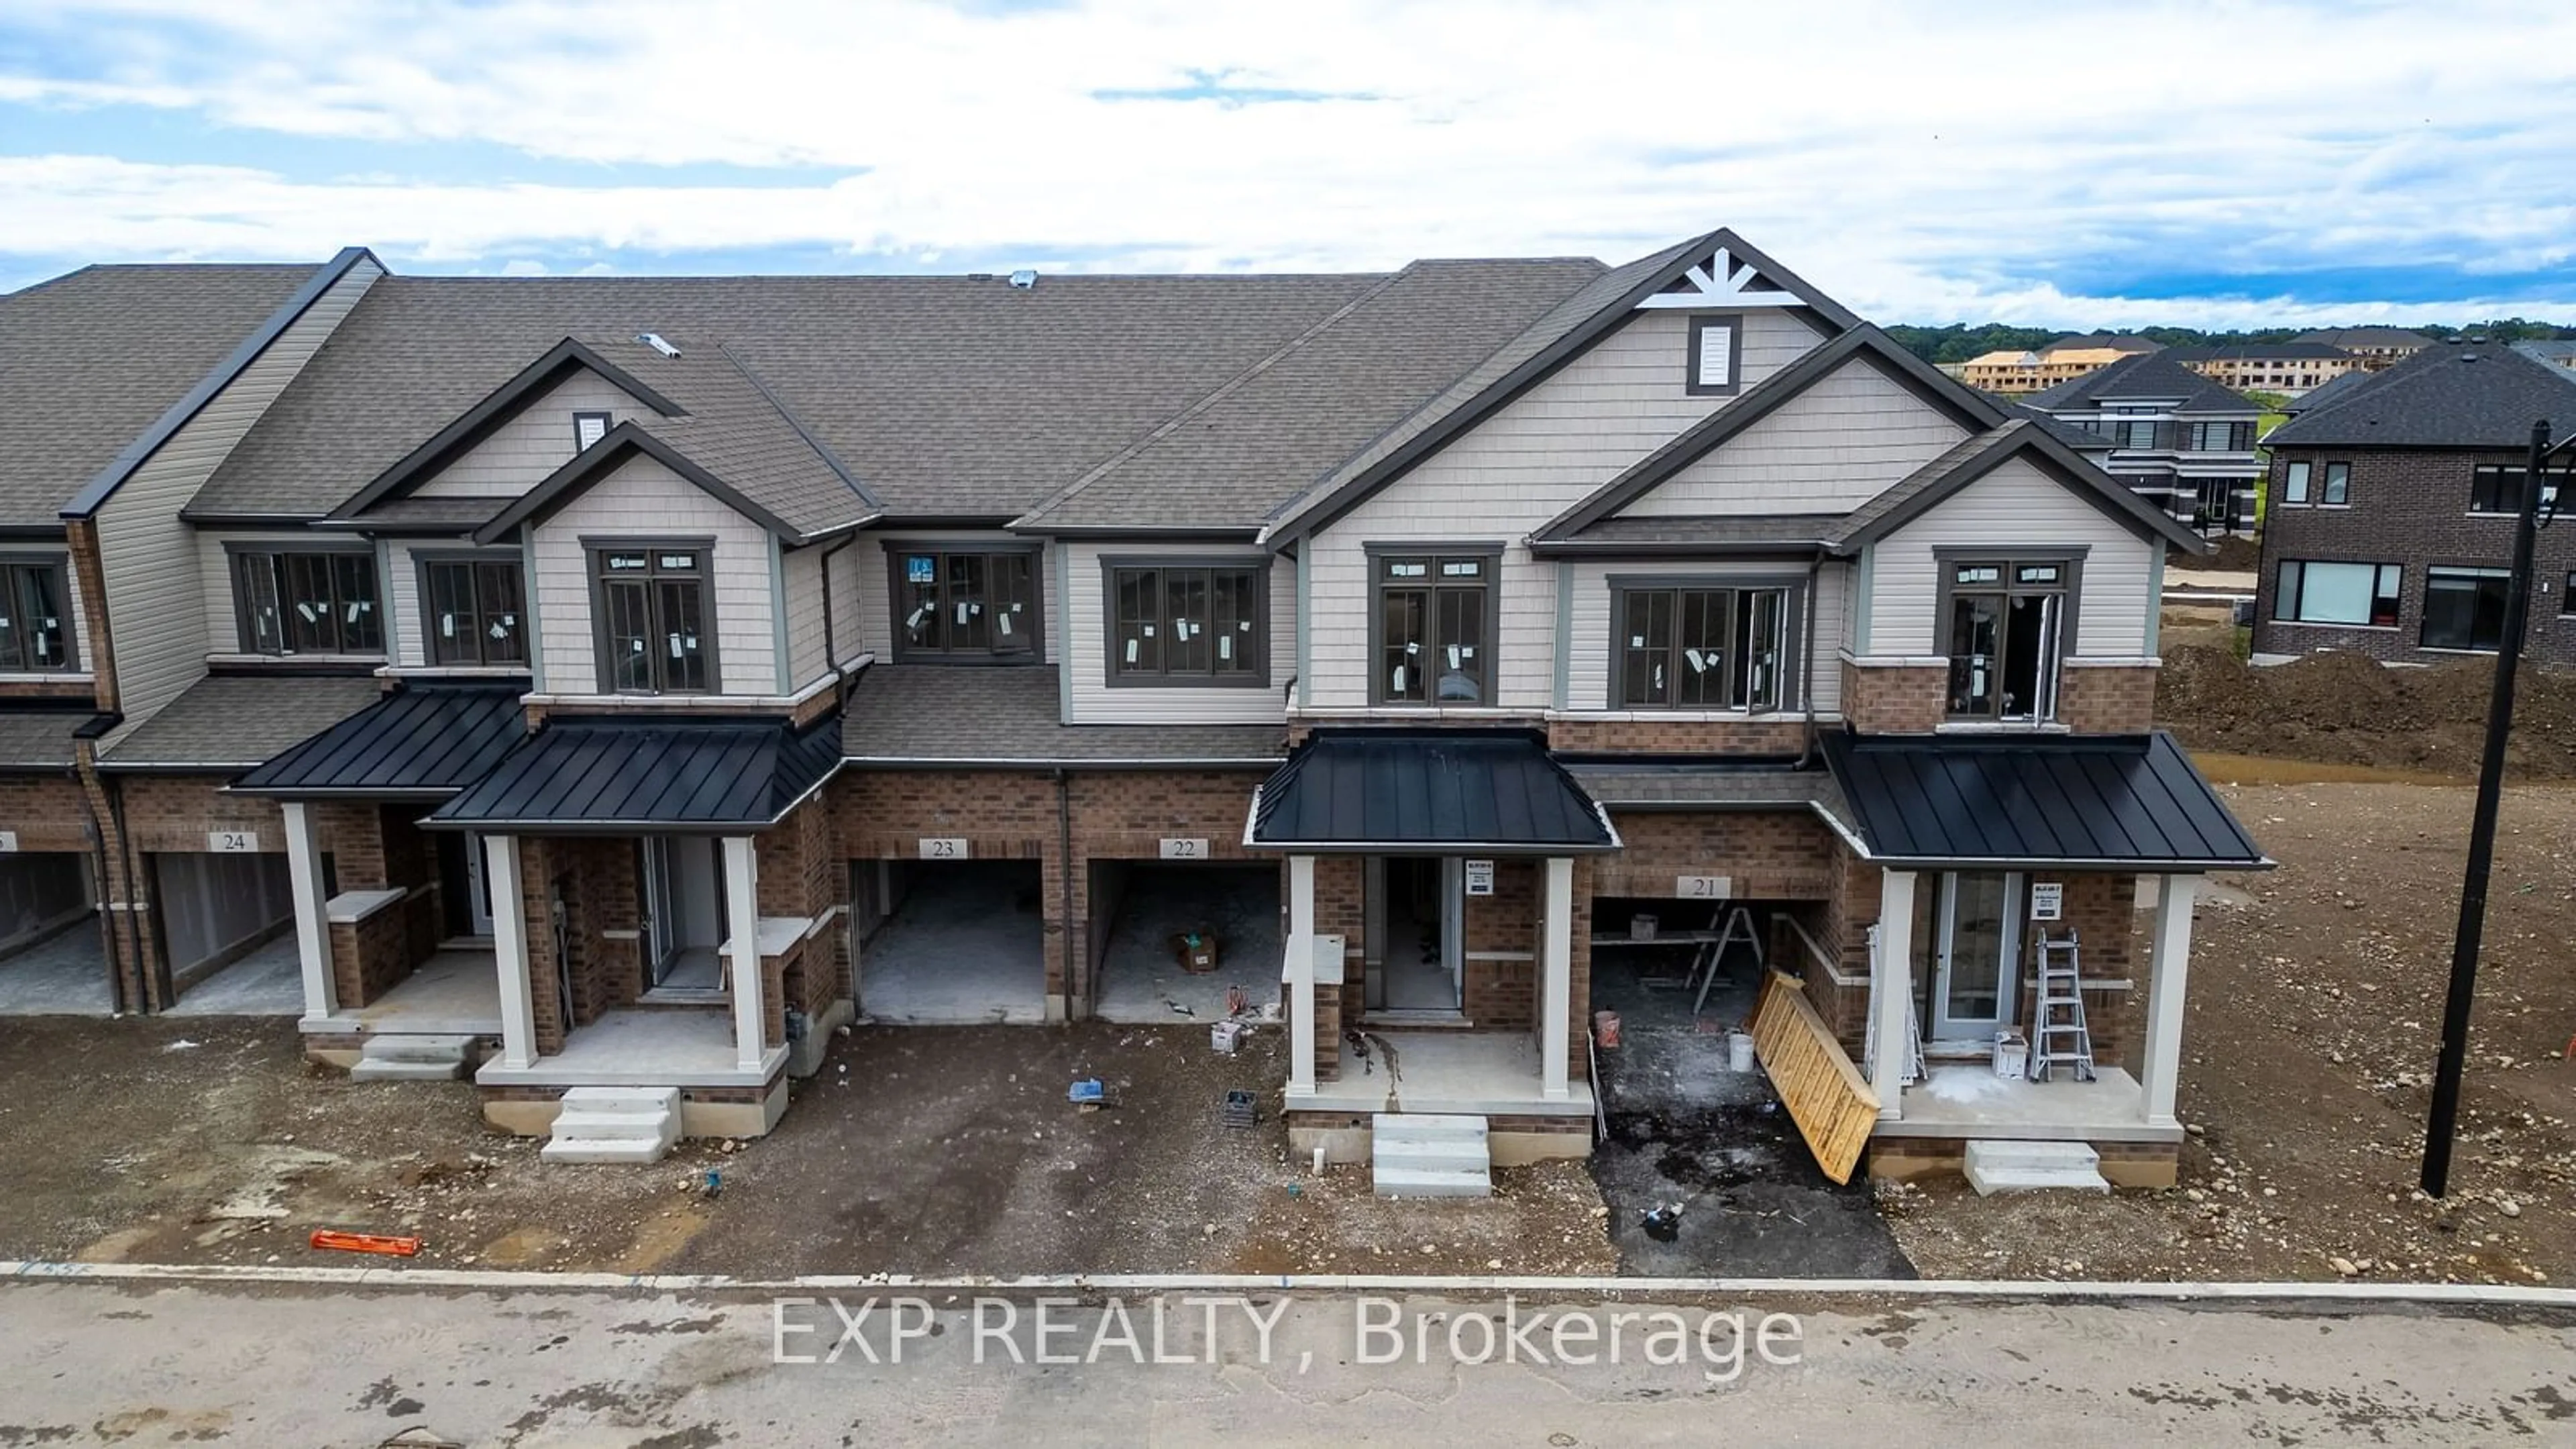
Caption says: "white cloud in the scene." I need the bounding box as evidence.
[3,0,2575,323]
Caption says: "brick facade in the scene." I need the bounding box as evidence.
[1841,659,1947,733]
[1546,717,1808,755]
[2255,444,2576,667]
[2056,661,2159,733]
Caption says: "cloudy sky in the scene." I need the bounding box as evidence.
[3,0,2573,327]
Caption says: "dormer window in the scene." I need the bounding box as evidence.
[231,545,382,657]
[1686,316,1740,396]
[574,411,611,451]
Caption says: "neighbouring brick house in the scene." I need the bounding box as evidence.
[0,226,2269,1187]
[2255,342,2576,669]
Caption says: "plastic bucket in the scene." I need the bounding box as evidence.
[1727,1030,1756,1073]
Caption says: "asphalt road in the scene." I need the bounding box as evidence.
[3,1279,2571,1444]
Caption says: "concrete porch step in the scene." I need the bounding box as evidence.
[540,1085,683,1166]
[350,1033,477,1082]
[1373,1112,1491,1198]
[1963,1139,2110,1195]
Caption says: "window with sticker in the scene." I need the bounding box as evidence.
[1373,551,1495,705]
[893,548,1038,661]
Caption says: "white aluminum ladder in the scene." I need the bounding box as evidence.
[2027,930,2096,1083]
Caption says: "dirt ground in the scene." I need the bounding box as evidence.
[1890,779,2576,1285]
[2160,643,2576,781]
[0,1017,1612,1278]
[4,782,2571,1286]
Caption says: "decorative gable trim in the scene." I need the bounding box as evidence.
[1635,241,1809,311]
[327,338,690,522]
[1533,325,2002,543]
[470,423,801,545]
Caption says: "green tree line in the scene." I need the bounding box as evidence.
[1884,319,2576,366]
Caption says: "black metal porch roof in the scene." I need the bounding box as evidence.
[425,712,842,833]
[1818,729,2269,871]
[1248,729,1617,853]
[231,680,529,798]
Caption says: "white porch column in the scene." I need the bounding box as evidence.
[1871,869,1918,1121]
[2139,873,2199,1128]
[484,834,537,1069]
[1285,855,1318,1097]
[280,801,337,1024]
[724,836,765,1072]
[1540,856,1574,1100]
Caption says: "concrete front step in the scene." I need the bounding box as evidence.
[349,1033,477,1082]
[540,1085,683,1166]
[1377,1113,1490,1144]
[1963,1139,2110,1195]
[1373,1112,1492,1198]
[1371,1164,1492,1198]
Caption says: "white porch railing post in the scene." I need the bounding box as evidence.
[1541,856,1574,1100]
[724,836,765,1073]
[2139,873,2198,1128]
[485,834,537,1069]
[1286,855,1317,1098]
[1872,869,1917,1122]
[280,801,337,1024]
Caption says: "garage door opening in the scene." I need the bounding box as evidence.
[154,851,303,1015]
[1091,862,1280,1024]
[0,853,111,1015]
[1589,896,1773,1032]
[853,859,1046,1024]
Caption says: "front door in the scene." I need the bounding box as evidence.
[1927,871,2021,1042]
[462,833,495,937]
[639,837,729,991]
[1368,856,1464,1014]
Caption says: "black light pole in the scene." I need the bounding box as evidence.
[2422,417,2562,1197]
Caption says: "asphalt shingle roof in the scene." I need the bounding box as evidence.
[0,710,93,771]
[2023,352,2257,413]
[98,674,383,771]
[189,272,1393,523]
[840,665,1284,764]
[2280,367,2375,415]
[2263,343,2576,449]
[1015,258,1602,531]
[0,263,316,528]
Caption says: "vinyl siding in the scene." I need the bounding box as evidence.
[839,534,885,659]
[414,370,653,498]
[91,258,382,735]
[782,541,829,688]
[1868,456,2156,657]
[527,455,778,696]
[1303,307,1825,711]
[1564,559,1846,715]
[1619,360,1971,517]
[1063,542,1292,724]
